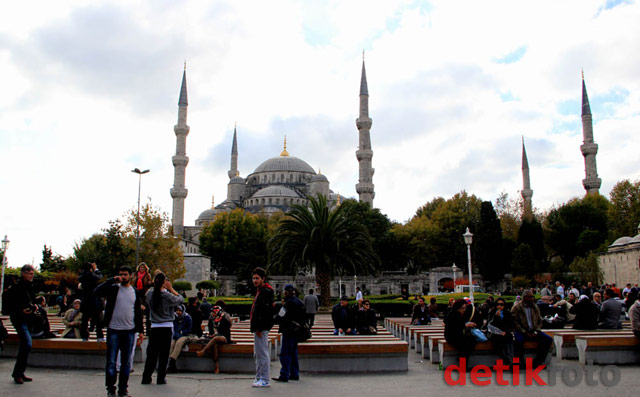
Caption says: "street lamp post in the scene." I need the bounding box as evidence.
[463,227,474,304]
[131,168,150,267]
[451,263,458,291]
[1,235,10,314]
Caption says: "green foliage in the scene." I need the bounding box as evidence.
[172,281,192,292]
[569,253,603,284]
[40,245,67,273]
[475,201,507,282]
[395,191,483,272]
[199,209,269,279]
[269,195,378,306]
[511,243,538,277]
[124,204,185,281]
[517,218,546,271]
[546,195,610,266]
[495,192,522,242]
[512,275,532,289]
[195,280,220,291]
[608,179,640,239]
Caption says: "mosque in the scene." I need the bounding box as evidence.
[166,59,607,295]
[168,60,375,288]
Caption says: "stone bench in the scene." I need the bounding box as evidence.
[552,330,632,359]
[438,339,543,369]
[297,340,408,373]
[575,335,640,365]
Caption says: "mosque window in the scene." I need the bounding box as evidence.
[276,198,280,205]
[269,198,272,204]
[280,174,284,182]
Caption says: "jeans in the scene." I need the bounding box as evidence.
[279,334,299,380]
[254,331,270,382]
[143,327,172,382]
[106,329,136,394]
[11,318,32,378]
[80,304,104,340]
[333,328,356,335]
[307,313,316,328]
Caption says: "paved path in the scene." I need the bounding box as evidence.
[1,349,638,396]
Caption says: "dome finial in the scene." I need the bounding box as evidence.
[337,193,341,206]
[211,194,215,209]
[280,135,289,156]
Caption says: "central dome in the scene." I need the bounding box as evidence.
[253,155,316,174]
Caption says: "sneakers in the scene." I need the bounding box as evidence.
[252,379,271,387]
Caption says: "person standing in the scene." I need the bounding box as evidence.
[79,262,104,342]
[303,289,319,328]
[273,284,305,382]
[355,287,363,302]
[142,272,184,385]
[8,265,36,384]
[250,267,274,388]
[95,266,144,397]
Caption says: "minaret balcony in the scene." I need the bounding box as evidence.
[356,149,373,161]
[174,125,190,135]
[580,143,598,156]
[172,155,189,167]
[170,187,188,198]
[582,178,602,190]
[356,182,374,194]
[356,118,372,130]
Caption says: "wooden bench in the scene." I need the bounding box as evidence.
[438,339,544,368]
[552,329,632,359]
[575,335,640,364]
[297,340,408,373]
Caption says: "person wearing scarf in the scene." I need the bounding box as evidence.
[62,299,83,338]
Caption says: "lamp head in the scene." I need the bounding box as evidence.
[463,227,473,245]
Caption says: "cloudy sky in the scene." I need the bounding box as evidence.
[1,0,639,268]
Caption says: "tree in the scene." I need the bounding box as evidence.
[511,243,538,278]
[199,209,269,279]
[495,192,522,242]
[546,195,610,266]
[68,221,134,277]
[517,218,546,271]
[474,201,507,283]
[40,244,67,273]
[608,179,640,239]
[123,204,185,281]
[339,199,399,271]
[268,195,378,306]
[569,253,603,284]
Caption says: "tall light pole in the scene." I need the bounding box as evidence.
[463,227,474,304]
[132,168,150,267]
[1,235,10,314]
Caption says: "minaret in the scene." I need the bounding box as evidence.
[228,124,238,179]
[355,55,375,205]
[521,137,533,220]
[580,72,601,195]
[170,65,190,237]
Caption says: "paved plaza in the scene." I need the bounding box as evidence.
[1,347,637,397]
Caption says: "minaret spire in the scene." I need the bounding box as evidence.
[521,137,533,220]
[171,66,190,236]
[580,72,601,195]
[355,56,374,205]
[228,124,238,179]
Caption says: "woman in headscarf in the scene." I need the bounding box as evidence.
[62,299,83,339]
[141,272,184,385]
[196,300,232,374]
[569,295,599,330]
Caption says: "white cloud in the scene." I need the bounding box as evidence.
[1,0,640,267]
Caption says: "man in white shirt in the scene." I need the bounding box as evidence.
[355,287,363,302]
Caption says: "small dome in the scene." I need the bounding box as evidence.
[197,208,216,221]
[610,236,632,247]
[629,234,640,244]
[311,173,328,183]
[230,176,245,184]
[252,185,300,199]
[253,156,316,174]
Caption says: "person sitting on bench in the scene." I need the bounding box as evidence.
[599,288,623,329]
[332,296,355,335]
[511,290,552,367]
[167,304,195,373]
[487,297,514,365]
[444,299,477,367]
[411,297,430,325]
[32,296,56,339]
[355,299,377,335]
[570,295,599,330]
[62,299,83,339]
[197,301,233,374]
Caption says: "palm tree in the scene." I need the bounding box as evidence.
[268,195,378,306]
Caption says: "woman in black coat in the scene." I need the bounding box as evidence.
[444,299,476,366]
[487,297,514,365]
[569,295,599,330]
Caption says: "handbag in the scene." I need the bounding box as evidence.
[469,327,488,342]
[291,320,312,342]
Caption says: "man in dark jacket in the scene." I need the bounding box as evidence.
[94,266,144,397]
[8,265,36,384]
[79,262,104,341]
[411,297,430,325]
[272,284,305,382]
[32,296,56,339]
[332,296,355,335]
[250,267,274,388]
